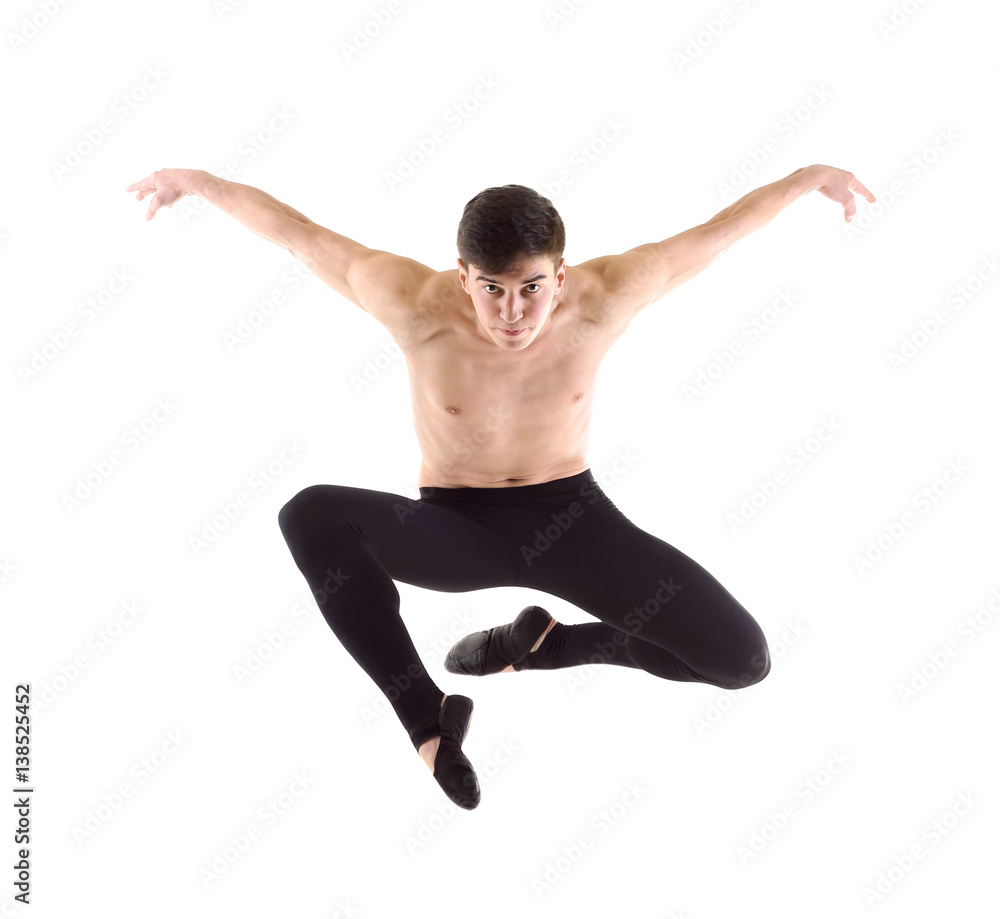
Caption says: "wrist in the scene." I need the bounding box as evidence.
[176,168,226,200]
[795,164,830,193]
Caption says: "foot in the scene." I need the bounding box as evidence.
[444,606,556,676]
[417,694,447,773]
[416,693,480,809]
[499,615,556,672]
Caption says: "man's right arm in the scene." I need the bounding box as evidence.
[126,168,435,334]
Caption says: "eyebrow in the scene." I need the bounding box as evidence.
[474,273,547,284]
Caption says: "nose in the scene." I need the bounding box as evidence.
[499,297,522,324]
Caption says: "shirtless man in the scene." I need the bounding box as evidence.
[127,165,874,810]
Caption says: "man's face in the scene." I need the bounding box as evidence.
[458,254,566,350]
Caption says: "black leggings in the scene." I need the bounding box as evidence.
[277,469,770,751]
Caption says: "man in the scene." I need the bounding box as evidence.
[127,164,874,810]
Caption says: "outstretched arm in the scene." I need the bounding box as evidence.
[579,164,875,325]
[125,169,434,328]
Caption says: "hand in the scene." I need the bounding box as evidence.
[125,168,192,221]
[808,165,876,222]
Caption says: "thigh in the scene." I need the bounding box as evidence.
[520,498,765,668]
[283,483,522,591]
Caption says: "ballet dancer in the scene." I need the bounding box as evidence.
[127,164,874,809]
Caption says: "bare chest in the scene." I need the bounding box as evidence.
[406,321,603,431]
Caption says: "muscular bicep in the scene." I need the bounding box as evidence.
[347,249,437,336]
[281,219,434,333]
[280,218,368,308]
[580,221,732,317]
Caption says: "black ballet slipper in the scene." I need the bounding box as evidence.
[433,694,480,810]
[444,606,553,676]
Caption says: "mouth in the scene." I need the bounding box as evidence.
[499,328,525,336]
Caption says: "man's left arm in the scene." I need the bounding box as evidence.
[582,164,875,325]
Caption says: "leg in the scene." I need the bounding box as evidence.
[277,483,517,749]
[520,486,771,690]
[436,469,770,689]
[427,470,770,688]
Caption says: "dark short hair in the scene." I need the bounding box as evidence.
[456,184,566,277]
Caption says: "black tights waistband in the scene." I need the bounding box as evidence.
[418,468,596,505]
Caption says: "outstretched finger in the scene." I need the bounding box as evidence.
[145,194,161,221]
[125,172,155,193]
[851,176,876,202]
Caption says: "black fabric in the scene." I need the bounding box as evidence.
[277,469,770,751]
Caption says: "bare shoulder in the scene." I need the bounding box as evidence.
[347,251,446,345]
[562,261,631,331]
[369,264,468,349]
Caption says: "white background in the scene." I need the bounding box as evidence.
[2,0,998,915]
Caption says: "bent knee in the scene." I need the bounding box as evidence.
[719,641,771,690]
[277,484,334,536]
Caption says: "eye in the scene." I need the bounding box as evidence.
[483,284,499,294]
[525,284,541,293]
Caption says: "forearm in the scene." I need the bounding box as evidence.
[707,165,828,245]
[179,169,311,244]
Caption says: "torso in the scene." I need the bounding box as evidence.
[401,267,625,488]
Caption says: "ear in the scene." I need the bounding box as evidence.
[457,257,469,292]
[554,257,567,292]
